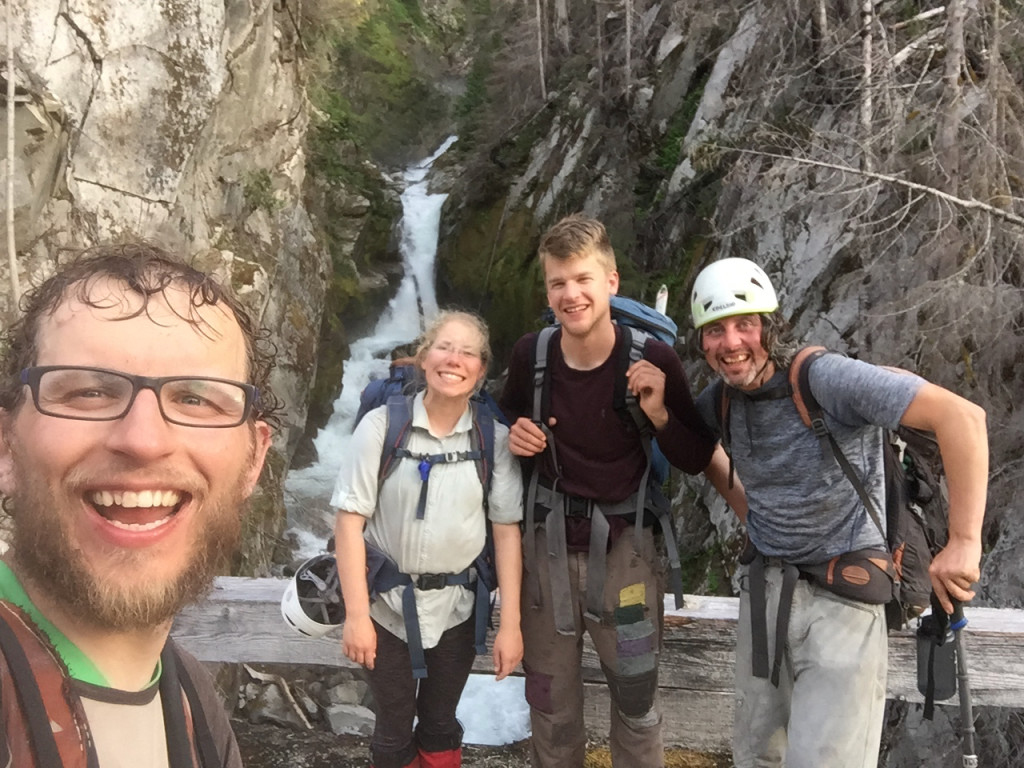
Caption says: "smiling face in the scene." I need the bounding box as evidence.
[419,317,487,404]
[700,313,775,391]
[0,279,271,630]
[544,249,619,341]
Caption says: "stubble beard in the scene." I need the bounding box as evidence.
[9,471,247,632]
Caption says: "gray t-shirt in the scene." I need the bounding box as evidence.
[696,353,924,563]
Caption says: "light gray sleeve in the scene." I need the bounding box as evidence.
[329,406,387,517]
[808,354,924,430]
[487,422,524,525]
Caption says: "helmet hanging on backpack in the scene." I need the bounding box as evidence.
[281,553,345,638]
[690,258,779,329]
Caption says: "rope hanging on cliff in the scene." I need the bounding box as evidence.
[6,0,20,309]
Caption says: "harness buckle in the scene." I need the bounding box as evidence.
[444,451,460,462]
[415,573,448,591]
[563,495,592,519]
[810,417,829,438]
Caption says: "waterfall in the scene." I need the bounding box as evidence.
[282,136,530,746]
[284,136,456,556]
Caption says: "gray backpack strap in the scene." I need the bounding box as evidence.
[524,326,559,575]
[748,553,770,680]
[526,326,580,634]
[618,328,685,610]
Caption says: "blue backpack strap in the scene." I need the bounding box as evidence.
[468,399,496,653]
[470,400,495,503]
[379,395,414,483]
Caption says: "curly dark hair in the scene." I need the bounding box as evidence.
[0,243,282,426]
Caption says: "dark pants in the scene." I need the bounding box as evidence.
[368,617,475,767]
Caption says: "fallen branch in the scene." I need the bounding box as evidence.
[710,145,1024,228]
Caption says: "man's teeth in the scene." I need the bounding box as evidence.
[90,490,182,508]
[107,516,173,532]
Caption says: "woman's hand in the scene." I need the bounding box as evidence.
[342,614,378,670]
[492,624,523,681]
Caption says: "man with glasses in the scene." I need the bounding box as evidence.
[0,243,275,767]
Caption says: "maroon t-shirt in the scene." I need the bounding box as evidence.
[500,326,714,547]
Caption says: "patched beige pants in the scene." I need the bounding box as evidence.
[733,564,888,768]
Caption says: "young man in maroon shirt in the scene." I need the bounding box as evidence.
[500,215,733,768]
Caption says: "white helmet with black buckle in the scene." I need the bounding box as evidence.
[281,553,345,638]
[691,258,779,329]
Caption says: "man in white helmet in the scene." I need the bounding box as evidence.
[689,258,988,768]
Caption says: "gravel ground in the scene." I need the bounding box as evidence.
[233,720,732,767]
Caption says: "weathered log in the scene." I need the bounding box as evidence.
[173,578,1024,751]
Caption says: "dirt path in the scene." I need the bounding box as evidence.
[233,720,732,767]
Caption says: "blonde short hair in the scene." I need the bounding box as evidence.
[538,214,616,274]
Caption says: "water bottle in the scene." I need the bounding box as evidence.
[917,612,957,702]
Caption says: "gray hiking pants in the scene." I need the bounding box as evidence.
[521,522,665,768]
[734,563,887,768]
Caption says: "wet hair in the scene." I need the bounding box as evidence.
[760,309,797,369]
[695,309,797,371]
[414,309,492,373]
[538,214,617,274]
[0,242,282,426]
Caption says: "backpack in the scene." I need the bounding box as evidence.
[354,358,418,424]
[0,601,221,768]
[713,346,949,631]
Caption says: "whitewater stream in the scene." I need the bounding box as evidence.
[282,137,530,746]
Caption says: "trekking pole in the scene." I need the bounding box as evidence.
[950,600,977,768]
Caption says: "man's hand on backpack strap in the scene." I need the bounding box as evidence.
[509,417,550,457]
[929,536,982,614]
[626,359,668,429]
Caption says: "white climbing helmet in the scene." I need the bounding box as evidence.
[281,553,345,638]
[690,258,779,329]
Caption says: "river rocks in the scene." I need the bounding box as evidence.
[232,663,377,737]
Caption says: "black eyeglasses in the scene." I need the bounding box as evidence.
[20,366,259,428]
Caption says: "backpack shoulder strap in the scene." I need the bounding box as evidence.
[470,399,496,503]
[532,326,558,424]
[789,347,886,538]
[788,345,829,430]
[378,394,415,483]
[614,326,653,435]
[708,378,738,489]
[0,601,96,768]
[164,641,223,768]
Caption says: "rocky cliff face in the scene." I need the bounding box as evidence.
[1,0,333,572]
[436,3,1024,764]
[441,0,1023,599]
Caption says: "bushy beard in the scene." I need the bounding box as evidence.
[9,472,246,631]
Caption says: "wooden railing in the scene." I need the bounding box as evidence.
[172,577,1024,754]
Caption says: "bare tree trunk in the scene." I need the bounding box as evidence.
[596,1,604,95]
[859,0,874,172]
[624,0,632,92]
[535,0,547,101]
[813,0,828,65]
[6,0,20,310]
[554,0,569,52]
[936,0,966,185]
